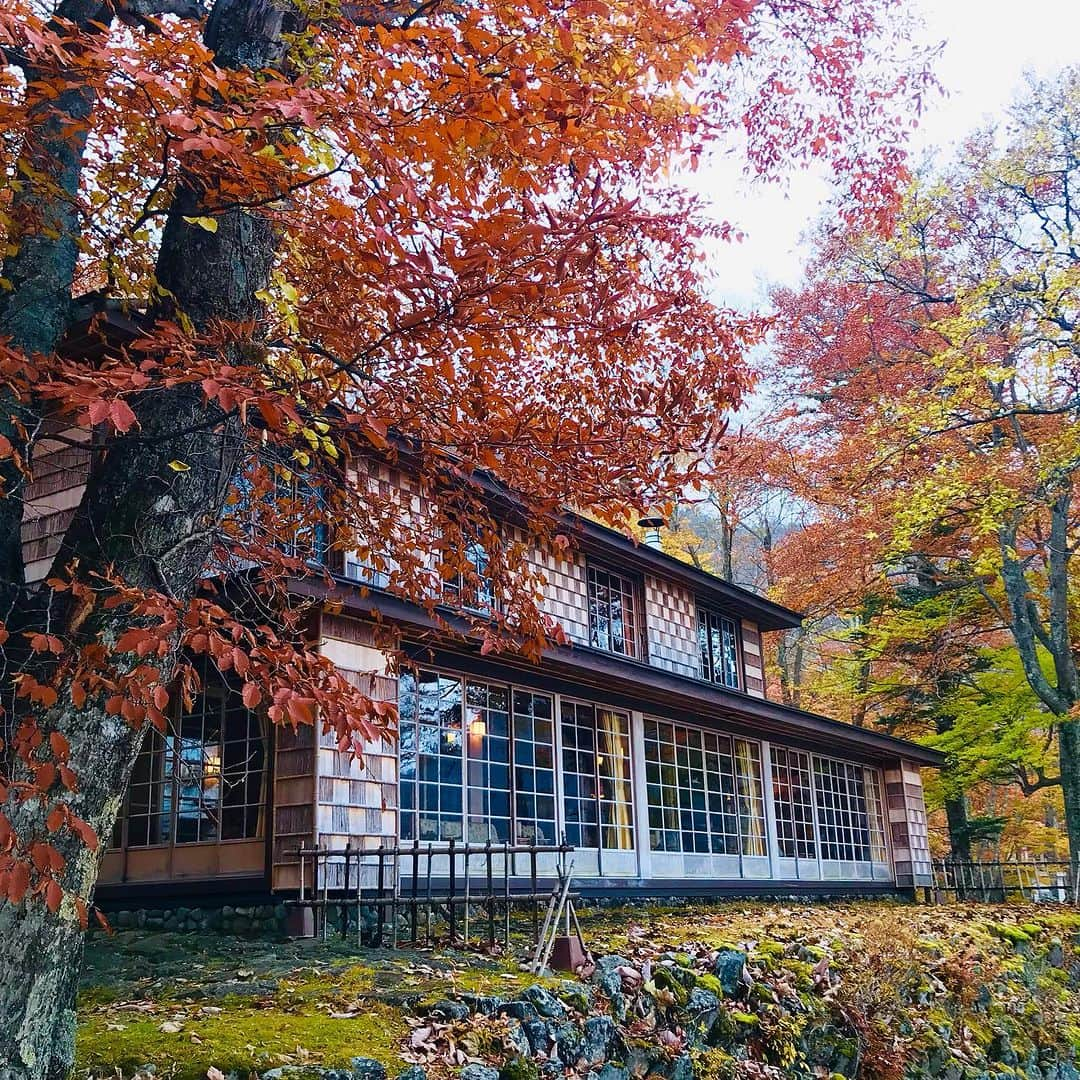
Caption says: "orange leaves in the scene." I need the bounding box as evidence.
[86,397,139,433]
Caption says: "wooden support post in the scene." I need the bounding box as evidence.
[530,847,539,944]
[503,839,511,948]
[486,841,495,948]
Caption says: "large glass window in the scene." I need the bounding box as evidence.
[643,719,766,857]
[399,670,556,846]
[400,670,464,842]
[465,681,511,842]
[560,700,634,850]
[864,766,888,863]
[813,756,874,862]
[125,683,266,848]
[587,564,642,659]
[699,608,740,689]
[771,747,816,860]
[446,539,495,613]
[512,691,557,845]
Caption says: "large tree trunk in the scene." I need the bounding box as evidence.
[1058,719,1080,865]
[0,3,283,1074]
[943,792,972,862]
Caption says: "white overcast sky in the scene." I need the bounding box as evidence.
[691,0,1080,309]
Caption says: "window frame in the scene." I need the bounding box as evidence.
[585,561,645,661]
[398,667,558,847]
[444,537,497,615]
[559,697,635,852]
[119,681,268,851]
[642,716,767,859]
[697,604,743,690]
[810,752,889,864]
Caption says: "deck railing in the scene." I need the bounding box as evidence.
[928,858,1080,904]
[288,837,575,947]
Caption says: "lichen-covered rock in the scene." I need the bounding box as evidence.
[588,1064,630,1080]
[519,985,567,1020]
[396,1067,427,1080]
[581,1015,620,1065]
[590,955,631,1022]
[625,1041,673,1079]
[666,1054,693,1080]
[459,1066,500,1080]
[457,993,505,1017]
[430,999,470,1021]
[498,1000,538,1022]
[263,1069,353,1080]
[556,980,594,1014]
[350,1059,387,1080]
[591,955,632,998]
[712,950,745,997]
[504,1021,532,1058]
[554,1022,585,1066]
[683,986,720,1046]
[521,1017,553,1056]
[499,1055,539,1080]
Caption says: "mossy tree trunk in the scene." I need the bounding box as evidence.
[0,2,283,1075]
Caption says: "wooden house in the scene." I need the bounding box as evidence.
[23,428,940,907]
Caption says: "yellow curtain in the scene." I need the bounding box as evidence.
[735,739,766,857]
[598,710,634,850]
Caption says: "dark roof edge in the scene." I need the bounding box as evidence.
[417,453,805,632]
[295,577,944,769]
[569,516,804,631]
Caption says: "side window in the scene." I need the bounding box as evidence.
[586,564,643,659]
[698,607,740,689]
[445,538,496,613]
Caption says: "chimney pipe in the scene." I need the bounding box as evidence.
[637,512,666,550]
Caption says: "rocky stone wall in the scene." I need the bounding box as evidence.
[100,903,289,936]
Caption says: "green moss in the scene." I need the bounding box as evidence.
[988,923,1033,945]
[754,939,786,959]
[500,1055,540,1080]
[76,1002,407,1080]
[690,1047,738,1080]
[694,973,724,996]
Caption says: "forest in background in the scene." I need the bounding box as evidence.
[656,67,1080,864]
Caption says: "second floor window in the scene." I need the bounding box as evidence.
[699,608,740,689]
[587,564,642,659]
[445,538,495,613]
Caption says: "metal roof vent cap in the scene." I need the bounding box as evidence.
[637,512,666,550]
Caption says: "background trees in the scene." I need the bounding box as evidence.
[758,67,1080,863]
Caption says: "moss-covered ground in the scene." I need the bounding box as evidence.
[75,901,1080,1080]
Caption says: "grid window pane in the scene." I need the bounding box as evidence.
[465,681,511,842]
[864,766,888,863]
[643,719,765,857]
[125,681,265,848]
[587,565,642,659]
[771,748,816,859]
[446,539,495,613]
[399,670,464,842]
[513,690,557,845]
[813,755,876,862]
[560,699,634,850]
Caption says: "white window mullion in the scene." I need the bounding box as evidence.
[760,740,781,880]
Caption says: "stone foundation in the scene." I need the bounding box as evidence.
[99,902,289,936]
